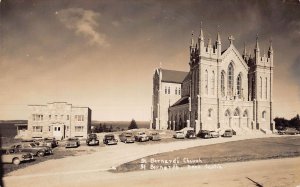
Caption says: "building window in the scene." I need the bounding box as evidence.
[75,126,84,132]
[67,115,69,120]
[66,126,69,131]
[49,115,51,120]
[243,110,248,117]
[168,87,170,94]
[75,115,84,121]
[227,63,234,97]
[208,109,213,118]
[165,87,167,94]
[237,73,242,98]
[262,111,267,119]
[175,88,178,95]
[205,70,208,95]
[32,114,43,121]
[48,126,51,131]
[221,71,225,97]
[234,108,239,117]
[179,88,181,95]
[260,77,263,99]
[55,115,57,120]
[33,126,43,132]
[265,77,268,99]
[211,71,215,95]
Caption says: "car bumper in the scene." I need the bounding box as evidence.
[87,141,99,145]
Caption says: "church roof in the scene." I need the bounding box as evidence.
[161,69,188,83]
[170,96,189,107]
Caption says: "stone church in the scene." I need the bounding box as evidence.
[151,28,274,134]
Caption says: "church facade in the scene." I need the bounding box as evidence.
[151,28,274,134]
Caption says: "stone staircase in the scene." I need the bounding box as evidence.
[217,126,265,136]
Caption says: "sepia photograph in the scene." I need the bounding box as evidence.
[0,0,300,186]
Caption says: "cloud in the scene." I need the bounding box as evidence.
[57,8,109,47]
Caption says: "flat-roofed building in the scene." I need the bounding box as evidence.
[28,102,91,139]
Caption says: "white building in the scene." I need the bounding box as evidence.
[152,29,274,134]
[28,102,91,139]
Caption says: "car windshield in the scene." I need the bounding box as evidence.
[176,132,183,134]
[151,132,158,135]
[105,136,114,139]
[139,132,145,135]
[68,138,77,141]
[125,134,132,137]
[89,134,97,138]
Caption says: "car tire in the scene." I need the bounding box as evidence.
[37,151,45,157]
[13,158,21,165]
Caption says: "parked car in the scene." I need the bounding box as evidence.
[278,130,286,135]
[198,130,211,139]
[222,129,233,137]
[119,132,135,143]
[1,148,34,165]
[284,128,299,135]
[11,143,50,157]
[148,132,161,141]
[65,137,80,148]
[186,130,196,139]
[134,132,149,142]
[40,137,58,148]
[86,134,100,146]
[173,131,185,139]
[103,134,118,145]
[210,131,219,138]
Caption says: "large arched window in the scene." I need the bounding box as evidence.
[227,63,234,97]
[234,108,240,117]
[243,110,248,117]
[237,73,242,98]
[262,111,267,120]
[205,70,208,95]
[221,71,225,96]
[211,71,215,95]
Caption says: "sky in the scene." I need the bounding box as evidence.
[0,0,300,121]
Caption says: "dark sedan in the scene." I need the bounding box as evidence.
[103,134,118,145]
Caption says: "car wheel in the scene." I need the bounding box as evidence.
[37,151,45,157]
[13,158,21,165]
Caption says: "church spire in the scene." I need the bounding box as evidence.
[199,21,204,41]
[190,31,195,48]
[255,34,260,52]
[268,40,273,53]
[243,42,247,56]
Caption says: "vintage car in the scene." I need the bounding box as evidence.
[284,128,299,135]
[134,132,149,142]
[1,148,34,165]
[209,131,220,138]
[173,131,185,139]
[222,129,233,137]
[119,132,135,143]
[65,137,80,148]
[86,134,100,146]
[103,134,118,145]
[185,130,196,139]
[148,132,161,141]
[40,137,58,148]
[198,130,211,139]
[11,142,51,157]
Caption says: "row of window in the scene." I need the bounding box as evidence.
[164,86,181,95]
[33,125,85,132]
[32,114,85,121]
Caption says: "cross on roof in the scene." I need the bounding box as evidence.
[228,35,235,45]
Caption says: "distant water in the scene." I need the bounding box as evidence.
[0,124,17,138]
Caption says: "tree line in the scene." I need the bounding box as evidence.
[91,119,139,133]
[274,114,300,130]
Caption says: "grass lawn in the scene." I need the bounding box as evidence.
[114,136,300,172]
